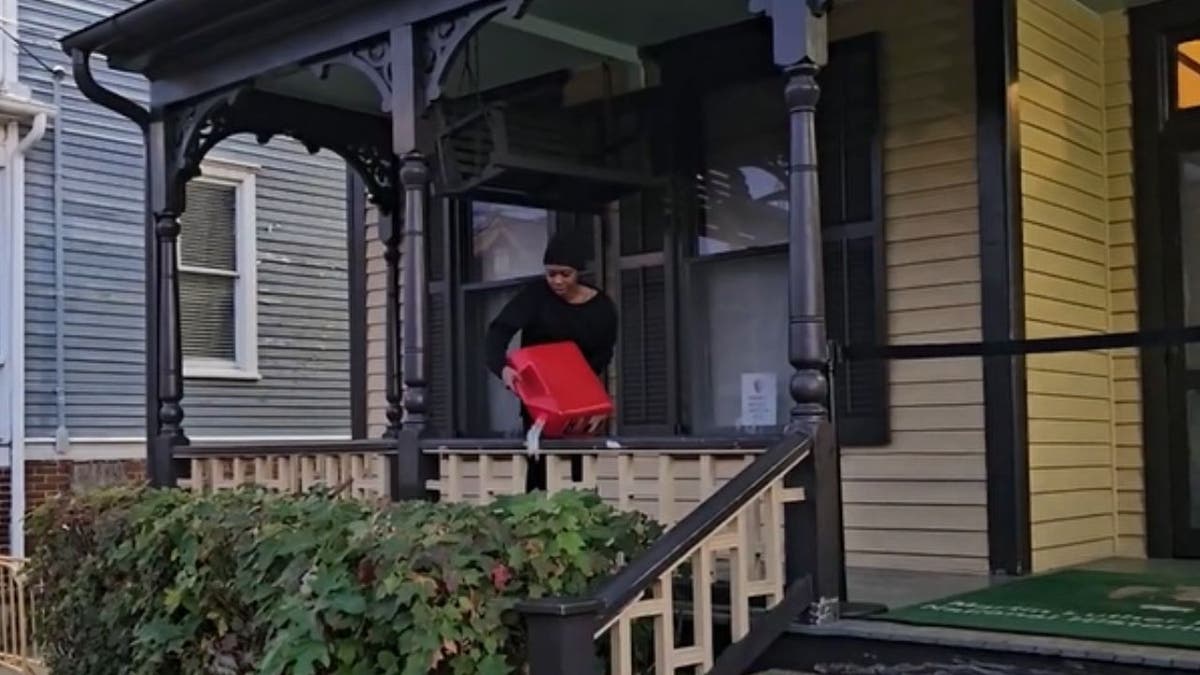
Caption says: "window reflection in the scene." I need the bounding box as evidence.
[697,77,789,255]
[1178,40,1200,110]
[472,202,551,281]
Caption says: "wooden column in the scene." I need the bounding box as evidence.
[379,183,403,439]
[145,117,186,486]
[399,152,429,432]
[388,24,435,500]
[757,0,843,622]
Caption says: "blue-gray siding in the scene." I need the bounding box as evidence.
[19,0,351,438]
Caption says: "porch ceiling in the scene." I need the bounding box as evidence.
[63,0,752,114]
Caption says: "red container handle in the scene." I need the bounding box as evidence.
[513,361,549,405]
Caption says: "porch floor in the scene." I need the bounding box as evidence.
[799,558,1200,671]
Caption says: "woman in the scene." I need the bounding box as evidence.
[485,230,618,491]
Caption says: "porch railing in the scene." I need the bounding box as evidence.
[423,440,762,526]
[0,557,42,675]
[175,439,394,501]
[517,432,817,675]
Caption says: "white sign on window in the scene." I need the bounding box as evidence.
[740,372,778,428]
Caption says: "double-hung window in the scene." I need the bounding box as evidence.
[178,159,259,380]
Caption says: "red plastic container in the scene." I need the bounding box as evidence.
[508,341,613,437]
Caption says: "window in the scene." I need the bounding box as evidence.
[682,33,887,442]
[1178,39,1200,110]
[466,203,550,436]
[179,159,259,380]
[687,75,791,433]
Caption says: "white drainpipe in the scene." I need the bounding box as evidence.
[1,0,54,558]
[6,108,47,558]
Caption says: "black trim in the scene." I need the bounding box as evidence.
[347,169,368,439]
[974,0,1030,576]
[420,434,777,451]
[177,438,395,458]
[1131,0,1170,559]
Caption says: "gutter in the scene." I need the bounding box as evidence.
[59,0,248,56]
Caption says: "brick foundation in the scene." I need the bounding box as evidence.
[0,460,147,554]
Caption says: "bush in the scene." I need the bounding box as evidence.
[27,486,660,675]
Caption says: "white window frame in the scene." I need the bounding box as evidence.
[179,157,260,381]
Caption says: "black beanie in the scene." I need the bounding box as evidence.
[542,230,588,271]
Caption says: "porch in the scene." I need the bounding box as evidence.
[13,0,1194,671]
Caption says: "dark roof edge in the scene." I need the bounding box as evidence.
[60,0,248,57]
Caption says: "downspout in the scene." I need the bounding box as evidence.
[51,66,66,454]
[10,111,48,558]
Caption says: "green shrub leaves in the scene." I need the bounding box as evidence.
[27,486,659,675]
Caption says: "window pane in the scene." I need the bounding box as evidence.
[180,271,236,361]
[691,254,790,432]
[465,286,525,436]
[181,181,237,270]
[697,78,788,255]
[473,202,551,281]
[1180,40,1200,110]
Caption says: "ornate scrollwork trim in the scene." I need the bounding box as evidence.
[422,0,530,103]
[168,87,251,200]
[309,36,394,113]
[164,90,397,214]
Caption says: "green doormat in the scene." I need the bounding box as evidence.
[881,569,1200,649]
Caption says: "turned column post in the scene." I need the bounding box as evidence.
[379,186,403,439]
[387,24,436,500]
[145,117,187,487]
[399,152,429,433]
[755,0,844,622]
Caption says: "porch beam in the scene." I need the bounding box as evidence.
[491,13,643,66]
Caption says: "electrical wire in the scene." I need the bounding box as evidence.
[0,22,59,75]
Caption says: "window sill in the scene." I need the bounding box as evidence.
[184,363,262,382]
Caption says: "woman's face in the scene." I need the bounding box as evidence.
[545,265,579,297]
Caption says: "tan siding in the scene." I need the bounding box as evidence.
[364,206,391,437]
[833,0,987,574]
[1016,0,1143,570]
[1103,11,1144,559]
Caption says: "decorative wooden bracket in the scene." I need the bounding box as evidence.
[165,89,397,214]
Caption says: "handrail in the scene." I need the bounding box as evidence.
[420,435,773,451]
[425,446,764,457]
[519,431,812,626]
[176,438,395,458]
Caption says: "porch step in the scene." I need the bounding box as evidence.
[753,618,1200,674]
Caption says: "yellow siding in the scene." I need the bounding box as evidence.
[1017,0,1143,571]
[832,0,988,574]
[1103,11,1144,560]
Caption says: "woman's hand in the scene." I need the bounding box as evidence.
[502,366,519,391]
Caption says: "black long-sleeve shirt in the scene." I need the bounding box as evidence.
[485,280,618,378]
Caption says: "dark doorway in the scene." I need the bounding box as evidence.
[1133,0,1200,558]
